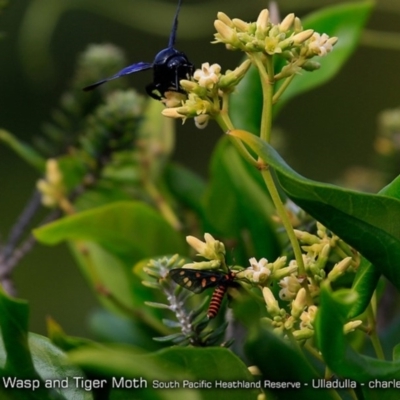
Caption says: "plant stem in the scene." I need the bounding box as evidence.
[272,75,295,104]
[143,180,182,230]
[260,168,308,281]
[252,54,274,143]
[252,53,308,285]
[367,296,385,360]
[215,113,259,168]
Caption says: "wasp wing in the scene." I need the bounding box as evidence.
[169,268,231,294]
[83,61,153,91]
[168,0,182,48]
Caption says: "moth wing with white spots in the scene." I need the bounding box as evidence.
[169,268,232,294]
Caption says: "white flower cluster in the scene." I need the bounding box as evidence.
[162,60,251,127]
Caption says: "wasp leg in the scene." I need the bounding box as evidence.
[146,83,162,100]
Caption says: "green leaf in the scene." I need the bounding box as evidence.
[35,202,185,318]
[69,345,258,400]
[316,283,400,384]
[34,201,186,263]
[47,317,95,352]
[278,1,374,111]
[230,129,400,292]
[0,288,91,400]
[230,1,374,130]
[89,309,162,350]
[68,345,200,400]
[203,138,281,263]
[150,347,258,400]
[164,163,206,217]
[348,258,380,319]
[28,333,93,400]
[393,344,400,362]
[0,129,45,171]
[68,241,168,328]
[245,325,331,400]
[0,288,38,378]
[229,64,263,135]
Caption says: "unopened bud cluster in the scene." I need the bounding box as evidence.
[182,233,227,271]
[294,222,359,281]
[234,222,360,341]
[214,9,338,79]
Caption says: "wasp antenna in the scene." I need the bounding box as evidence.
[168,0,183,48]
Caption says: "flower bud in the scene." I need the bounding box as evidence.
[217,12,234,27]
[279,13,295,33]
[179,80,198,92]
[294,17,302,32]
[291,288,307,318]
[214,20,236,42]
[182,260,221,270]
[294,229,320,244]
[343,320,362,334]
[292,29,314,45]
[218,59,252,90]
[256,9,269,31]
[161,108,184,119]
[327,257,352,282]
[263,287,281,316]
[292,328,314,341]
[248,366,262,376]
[271,264,298,281]
[186,233,226,261]
[232,18,249,32]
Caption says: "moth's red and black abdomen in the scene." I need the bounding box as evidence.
[207,284,228,318]
[169,268,236,318]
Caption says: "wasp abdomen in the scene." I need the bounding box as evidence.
[207,284,228,319]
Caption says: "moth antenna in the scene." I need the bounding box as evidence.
[168,0,183,48]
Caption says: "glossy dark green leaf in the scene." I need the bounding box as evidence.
[203,138,281,263]
[68,345,198,400]
[229,64,263,135]
[379,174,400,198]
[0,288,91,400]
[316,284,400,384]
[245,325,332,400]
[230,130,400,291]
[70,345,257,400]
[0,289,34,377]
[34,201,186,263]
[348,258,380,319]
[150,347,258,400]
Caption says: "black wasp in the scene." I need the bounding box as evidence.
[169,268,237,319]
[83,0,194,100]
